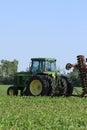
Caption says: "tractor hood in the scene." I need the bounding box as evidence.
[43,71,61,78]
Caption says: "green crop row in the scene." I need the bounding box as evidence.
[0,85,87,130]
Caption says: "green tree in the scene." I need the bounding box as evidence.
[67,68,81,87]
[0,59,18,84]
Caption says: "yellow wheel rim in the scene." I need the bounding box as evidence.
[30,80,42,95]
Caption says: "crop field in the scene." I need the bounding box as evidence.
[0,85,87,130]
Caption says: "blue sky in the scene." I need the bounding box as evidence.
[0,0,87,72]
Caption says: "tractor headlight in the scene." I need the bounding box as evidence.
[52,74,56,78]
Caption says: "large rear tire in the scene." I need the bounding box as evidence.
[42,75,54,95]
[28,75,47,96]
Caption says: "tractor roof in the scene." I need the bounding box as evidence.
[31,58,56,62]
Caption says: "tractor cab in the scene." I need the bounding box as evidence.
[30,58,57,74]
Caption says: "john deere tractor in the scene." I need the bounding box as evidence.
[7,58,73,96]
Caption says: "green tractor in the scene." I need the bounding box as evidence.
[7,58,73,96]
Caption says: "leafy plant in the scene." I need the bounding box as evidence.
[0,85,87,130]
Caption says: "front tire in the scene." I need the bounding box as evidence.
[7,86,18,96]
